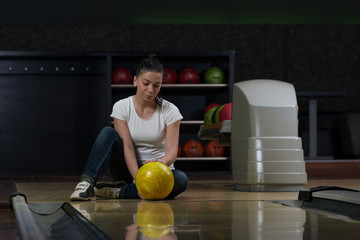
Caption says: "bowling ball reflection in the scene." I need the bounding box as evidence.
[135,202,175,239]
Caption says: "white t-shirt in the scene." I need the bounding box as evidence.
[110,96,183,169]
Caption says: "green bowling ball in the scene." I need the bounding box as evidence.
[211,104,226,123]
[204,107,217,125]
[204,67,225,84]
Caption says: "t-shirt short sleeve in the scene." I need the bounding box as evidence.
[110,97,130,121]
[109,97,182,169]
[162,100,183,126]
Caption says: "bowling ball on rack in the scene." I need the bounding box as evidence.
[205,140,226,157]
[211,104,226,123]
[177,144,182,157]
[163,67,177,84]
[204,107,217,125]
[204,103,221,116]
[135,162,174,200]
[112,67,132,84]
[182,140,204,157]
[204,66,225,84]
[178,67,200,84]
[219,103,232,122]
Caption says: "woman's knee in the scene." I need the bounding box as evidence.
[173,170,188,192]
[98,127,121,142]
[100,126,119,137]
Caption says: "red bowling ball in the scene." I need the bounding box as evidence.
[178,68,200,84]
[163,67,177,84]
[112,67,132,84]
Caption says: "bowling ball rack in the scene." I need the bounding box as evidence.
[198,121,231,146]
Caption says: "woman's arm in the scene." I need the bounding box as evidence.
[113,118,139,179]
[157,120,181,166]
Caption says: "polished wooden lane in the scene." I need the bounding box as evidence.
[15,179,360,203]
[9,179,360,239]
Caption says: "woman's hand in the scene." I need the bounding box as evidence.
[138,191,145,200]
[144,158,166,165]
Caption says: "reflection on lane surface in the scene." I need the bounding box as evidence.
[71,200,360,240]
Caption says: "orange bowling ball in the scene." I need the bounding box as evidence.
[135,162,174,200]
[205,140,226,157]
[177,144,182,157]
[182,139,204,157]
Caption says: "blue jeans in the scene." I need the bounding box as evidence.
[82,126,188,199]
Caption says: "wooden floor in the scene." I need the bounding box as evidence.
[3,179,360,202]
[2,178,360,239]
[12,179,360,203]
[0,183,18,240]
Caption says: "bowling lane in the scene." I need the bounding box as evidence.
[13,179,360,239]
[15,179,360,203]
[15,181,301,203]
[71,199,360,240]
[15,182,76,203]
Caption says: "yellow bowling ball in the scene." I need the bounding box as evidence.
[135,162,174,200]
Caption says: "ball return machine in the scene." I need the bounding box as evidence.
[199,79,308,191]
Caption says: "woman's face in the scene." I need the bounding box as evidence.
[134,71,163,102]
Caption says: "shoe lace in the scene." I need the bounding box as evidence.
[75,183,89,191]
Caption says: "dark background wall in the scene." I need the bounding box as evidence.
[1,1,359,114]
[2,0,360,25]
[1,24,359,114]
[1,0,360,175]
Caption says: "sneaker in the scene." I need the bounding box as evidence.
[94,181,127,199]
[70,181,96,201]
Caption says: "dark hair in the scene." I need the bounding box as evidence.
[136,54,164,106]
[136,54,164,77]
